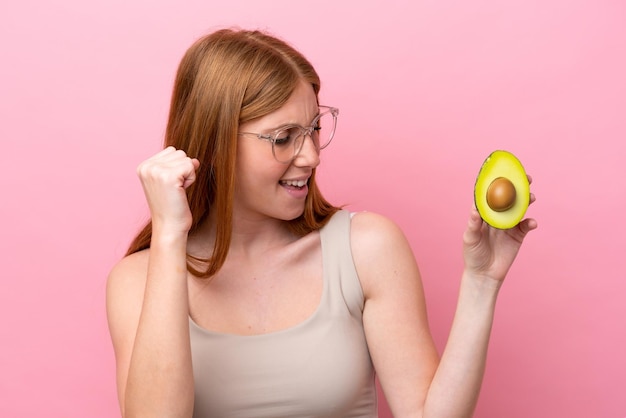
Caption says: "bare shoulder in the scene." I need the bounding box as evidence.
[107,249,150,295]
[106,250,150,335]
[350,211,409,249]
[349,211,420,298]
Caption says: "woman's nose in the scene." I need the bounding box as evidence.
[292,134,320,168]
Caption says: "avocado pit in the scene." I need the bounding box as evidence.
[486,177,516,212]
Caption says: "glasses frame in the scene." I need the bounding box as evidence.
[239,105,339,164]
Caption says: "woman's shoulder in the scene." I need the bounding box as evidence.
[349,211,410,250]
[109,249,150,279]
[106,249,152,338]
[107,249,151,297]
[349,211,419,297]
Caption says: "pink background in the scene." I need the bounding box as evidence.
[1,0,625,416]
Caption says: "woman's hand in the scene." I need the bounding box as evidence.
[136,146,200,235]
[463,176,537,283]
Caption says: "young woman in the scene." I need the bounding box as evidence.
[106,28,537,418]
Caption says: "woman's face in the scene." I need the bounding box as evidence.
[234,80,320,222]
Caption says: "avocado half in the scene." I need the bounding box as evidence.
[474,150,530,229]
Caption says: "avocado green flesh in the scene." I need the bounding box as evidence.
[474,150,529,229]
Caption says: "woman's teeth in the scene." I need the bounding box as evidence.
[281,179,307,187]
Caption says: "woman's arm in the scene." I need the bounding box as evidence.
[353,206,536,417]
[106,147,200,417]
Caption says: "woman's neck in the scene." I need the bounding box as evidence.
[188,209,298,260]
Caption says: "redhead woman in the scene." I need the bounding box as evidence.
[106,28,537,418]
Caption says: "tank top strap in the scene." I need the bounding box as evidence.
[319,209,366,320]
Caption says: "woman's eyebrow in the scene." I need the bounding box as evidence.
[270,115,320,131]
[261,109,321,132]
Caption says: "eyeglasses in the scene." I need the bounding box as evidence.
[239,106,339,164]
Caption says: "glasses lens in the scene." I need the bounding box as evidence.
[313,111,336,151]
[271,110,337,163]
[272,126,303,163]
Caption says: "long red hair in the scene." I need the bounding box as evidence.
[126,28,339,278]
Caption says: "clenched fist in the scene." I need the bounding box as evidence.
[136,146,200,236]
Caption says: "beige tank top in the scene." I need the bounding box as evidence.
[189,210,377,417]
